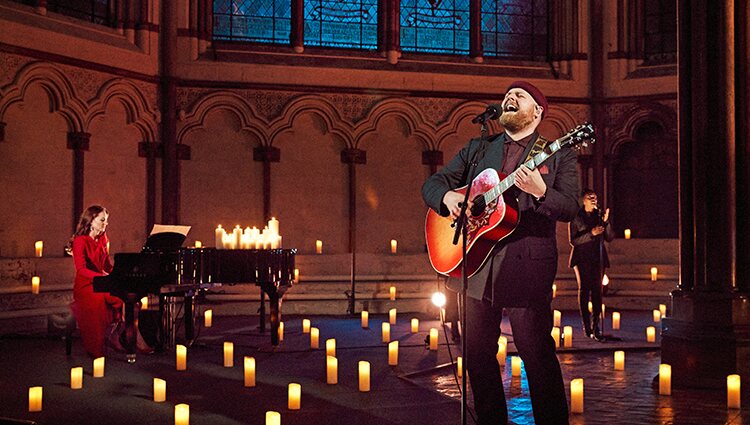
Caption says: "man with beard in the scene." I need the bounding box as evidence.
[422,81,580,425]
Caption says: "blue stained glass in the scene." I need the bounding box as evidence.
[304,0,378,49]
[481,0,548,60]
[400,0,470,55]
[213,0,292,43]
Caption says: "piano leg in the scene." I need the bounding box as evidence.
[259,288,266,334]
[269,292,280,346]
[123,293,138,363]
[184,291,195,345]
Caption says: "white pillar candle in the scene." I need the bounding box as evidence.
[382,322,391,343]
[511,356,522,377]
[551,327,561,348]
[728,374,741,409]
[647,326,656,342]
[563,326,573,348]
[204,309,212,327]
[223,342,234,367]
[93,357,105,377]
[288,383,301,410]
[231,225,241,250]
[361,311,369,329]
[389,286,396,300]
[315,240,323,254]
[359,361,370,392]
[653,309,661,323]
[268,217,279,235]
[28,387,42,412]
[215,225,224,249]
[34,240,43,257]
[570,378,584,413]
[266,411,280,425]
[651,267,658,281]
[390,239,397,253]
[429,328,438,350]
[553,310,561,327]
[614,351,625,370]
[389,308,397,325]
[388,341,399,365]
[659,364,671,395]
[326,355,338,384]
[141,296,148,310]
[302,318,310,333]
[176,344,187,371]
[153,378,166,402]
[326,338,336,357]
[411,318,419,333]
[660,304,667,317]
[552,283,557,298]
[70,366,83,389]
[497,336,507,367]
[310,327,319,349]
[175,403,189,425]
[612,311,621,330]
[457,356,463,378]
[278,321,284,342]
[602,304,606,315]
[244,357,256,387]
[194,240,202,248]
[31,276,40,294]
[624,228,631,239]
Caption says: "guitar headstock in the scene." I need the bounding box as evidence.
[562,122,596,151]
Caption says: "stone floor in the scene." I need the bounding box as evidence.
[0,310,747,425]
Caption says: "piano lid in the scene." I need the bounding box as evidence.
[144,224,191,251]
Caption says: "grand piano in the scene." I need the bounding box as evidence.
[93,232,296,362]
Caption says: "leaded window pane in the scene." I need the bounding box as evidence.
[213,0,292,43]
[481,0,548,60]
[304,0,378,49]
[400,0,471,55]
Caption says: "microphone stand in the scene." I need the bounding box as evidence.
[452,122,488,425]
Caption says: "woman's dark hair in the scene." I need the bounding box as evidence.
[65,205,108,254]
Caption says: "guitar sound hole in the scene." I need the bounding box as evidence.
[470,197,486,216]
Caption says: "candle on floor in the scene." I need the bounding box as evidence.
[302,319,311,333]
[612,311,621,330]
[457,356,463,378]
[176,344,187,370]
[588,301,593,313]
[93,357,105,378]
[141,296,149,310]
[614,351,625,370]
[382,322,391,343]
[511,356,522,377]
[310,327,319,349]
[570,378,584,413]
[411,318,419,333]
[659,304,667,317]
[646,326,656,343]
[278,321,284,342]
[624,228,631,239]
[390,239,398,254]
[728,374,741,409]
[563,326,573,348]
[326,338,336,357]
[551,327,561,348]
[266,411,280,425]
[552,283,557,298]
[389,308,397,325]
[390,286,396,300]
[70,366,83,389]
[429,328,438,350]
[315,240,323,254]
[223,342,234,367]
[28,387,42,412]
[294,268,300,282]
[31,276,40,294]
[388,341,399,366]
[651,267,658,281]
[244,357,256,387]
[497,336,507,366]
[326,355,338,384]
[204,309,212,327]
[175,404,189,425]
[361,311,369,329]
[359,361,371,392]
[153,378,166,402]
[653,309,661,323]
[35,240,43,257]
[288,383,301,410]
[659,364,671,395]
[553,310,561,328]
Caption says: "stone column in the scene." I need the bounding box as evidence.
[161,0,179,224]
[0,122,5,142]
[661,0,750,388]
[341,148,366,315]
[290,0,304,53]
[253,146,280,221]
[139,141,160,234]
[67,132,90,231]
[469,0,482,63]
[422,150,443,176]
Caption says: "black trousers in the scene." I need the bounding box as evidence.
[465,297,569,425]
[574,262,603,328]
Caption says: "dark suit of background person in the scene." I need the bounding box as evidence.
[568,191,615,340]
[422,81,580,425]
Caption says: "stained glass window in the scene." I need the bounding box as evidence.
[46,0,115,27]
[213,0,292,43]
[400,0,470,55]
[304,0,378,49]
[643,0,676,64]
[481,0,548,60]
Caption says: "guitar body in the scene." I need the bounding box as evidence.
[425,168,520,278]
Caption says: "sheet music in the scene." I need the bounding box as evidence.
[150,224,191,236]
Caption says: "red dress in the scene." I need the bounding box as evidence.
[71,233,123,357]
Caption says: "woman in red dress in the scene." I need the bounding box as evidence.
[67,205,123,358]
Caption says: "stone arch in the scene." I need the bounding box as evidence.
[608,102,677,155]
[0,61,87,132]
[434,101,504,150]
[542,105,583,138]
[177,91,268,145]
[86,79,159,141]
[353,97,434,149]
[268,95,353,148]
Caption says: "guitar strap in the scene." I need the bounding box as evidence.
[524,135,549,164]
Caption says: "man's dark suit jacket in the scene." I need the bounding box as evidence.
[422,131,580,307]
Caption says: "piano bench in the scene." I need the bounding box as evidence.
[47,312,77,355]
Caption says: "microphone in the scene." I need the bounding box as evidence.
[472,104,501,124]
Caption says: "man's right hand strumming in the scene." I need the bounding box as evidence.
[443,190,472,220]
